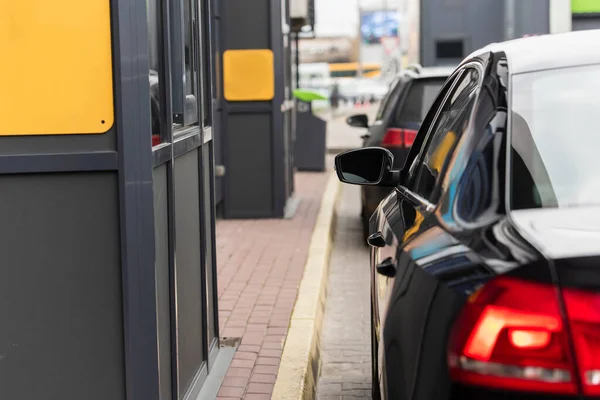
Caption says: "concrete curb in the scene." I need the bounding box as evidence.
[272,173,341,400]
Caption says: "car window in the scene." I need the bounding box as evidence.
[454,73,504,222]
[399,72,463,184]
[510,64,600,210]
[375,77,405,120]
[394,78,446,125]
[410,68,481,202]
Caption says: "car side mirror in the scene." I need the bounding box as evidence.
[334,147,401,187]
[346,114,369,129]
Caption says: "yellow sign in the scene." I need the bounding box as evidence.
[0,0,114,135]
[224,49,275,102]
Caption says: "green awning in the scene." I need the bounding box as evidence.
[293,89,328,102]
[572,0,600,14]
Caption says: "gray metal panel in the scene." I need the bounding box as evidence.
[225,113,274,218]
[222,0,269,48]
[512,0,550,37]
[211,0,224,205]
[112,0,161,397]
[218,0,293,218]
[201,144,216,345]
[420,0,504,66]
[153,165,173,400]
[0,151,118,174]
[294,103,326,171]
[0,130,117,155]
[270,0,288,215]
[573,15,600,31]
[174,149,205,397]
[0,172,124,400]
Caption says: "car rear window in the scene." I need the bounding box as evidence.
[395,78,446,124]
[375,77,404,120]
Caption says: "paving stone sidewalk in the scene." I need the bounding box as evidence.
[316,184,372,399]
[215,162,333,400]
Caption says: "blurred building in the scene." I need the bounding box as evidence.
[571,0,600,31]
[298,36,357,63]
[403,0,576,67]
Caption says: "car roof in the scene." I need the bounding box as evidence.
[467,29,600,75]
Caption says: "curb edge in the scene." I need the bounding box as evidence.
[272,172,342,400]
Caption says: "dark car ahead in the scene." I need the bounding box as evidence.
[345,66,454,240]
[335,30,600,400]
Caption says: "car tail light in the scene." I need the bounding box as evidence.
[152,134,161,146]
[563,288,600,396]
[381,128,418,148]
[448,276,578,395]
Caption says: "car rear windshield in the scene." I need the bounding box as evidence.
[375,77,403,120]
[510,64,600,210]
[395,78,446,124]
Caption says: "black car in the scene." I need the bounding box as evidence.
[335,30,600,400]
[345,66,454,240]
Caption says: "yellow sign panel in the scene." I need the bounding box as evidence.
[224,49,275,102]
[0,0,114,135]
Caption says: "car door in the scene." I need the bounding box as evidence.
[373,63,484,400]
[370,71,463,388]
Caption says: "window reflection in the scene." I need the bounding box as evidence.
[147,0,163,145]
[412,69,479,201]
[147,0,213,147]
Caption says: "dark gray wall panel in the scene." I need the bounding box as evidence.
[421,0,503,66]
[201,144,216,344]
[0,131,116,156]
[513,0,550,37]
[222,0,269,49]
[0,172,124,400]
[225,113,273,217]
[174,149,204,397]
[153,164,173,400]
[573,15,600,31]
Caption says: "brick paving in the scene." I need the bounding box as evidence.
[316,184,372,400]
[215,163,333,400]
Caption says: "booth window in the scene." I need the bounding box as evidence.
[147,0,164,146]
[149,0,213,149]
[436,39,464,60]
[200,0,212,127]
[171,0,199,129]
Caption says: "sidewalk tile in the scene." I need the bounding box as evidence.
[216,166,333,399]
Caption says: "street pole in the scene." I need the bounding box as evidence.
[295,32,300,89]
[505,0,515,40]
[357,1,363,78]
[382,0,389,78]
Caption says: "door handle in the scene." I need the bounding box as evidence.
[376,257,396,278]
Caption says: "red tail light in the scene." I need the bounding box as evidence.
[381,128,418,148]
[448,276,577,395]
[152,134,161,146]
[563,288,600,396]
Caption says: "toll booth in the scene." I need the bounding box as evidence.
[217,0,297,218]
[0,0,221,399]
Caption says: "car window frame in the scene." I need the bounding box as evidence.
[398,70,463,186]
[451,67,505,225]
[376,76,407,121]
[391,76,450,127]
[403,61,485,205]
